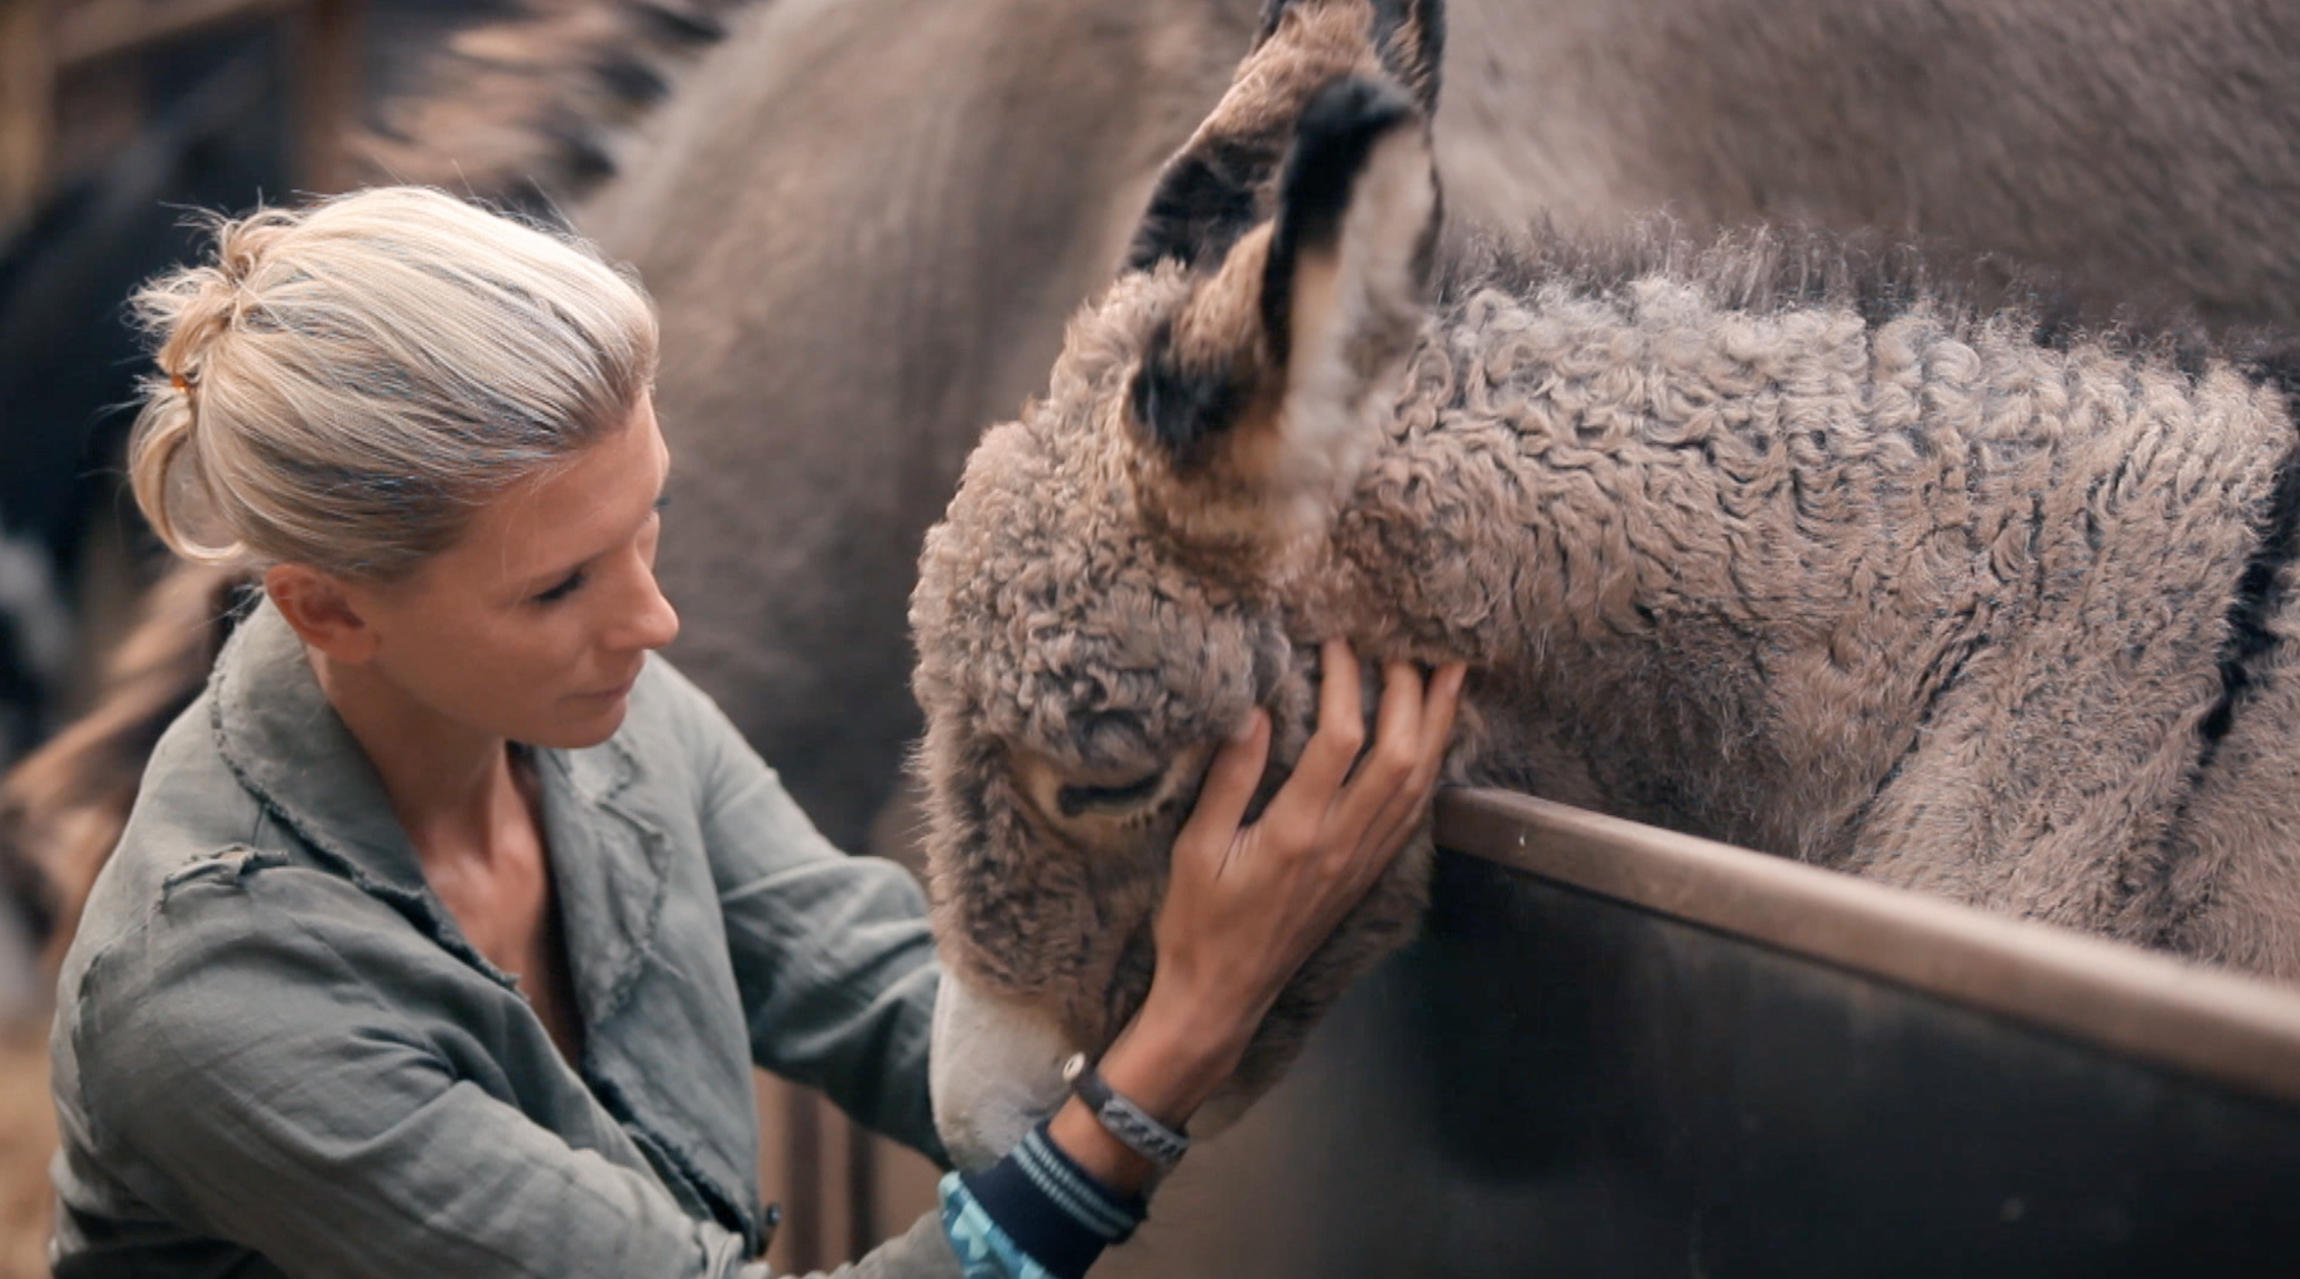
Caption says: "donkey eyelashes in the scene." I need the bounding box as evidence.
[1055,771,1167,818]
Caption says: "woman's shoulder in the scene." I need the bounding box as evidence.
[50,834,455,1175]
[68,685,267,947]
[64,824,424,1019]
[63,685,428,1019]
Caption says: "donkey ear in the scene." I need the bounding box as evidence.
[1259,76,1438,388]
[1128,76,1436,545]
[1128,0,1444,273]
[1256,0,1444,116]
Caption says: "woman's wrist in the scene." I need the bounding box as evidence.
[1040,985,1251,1195]
[1093,987,1248,1125]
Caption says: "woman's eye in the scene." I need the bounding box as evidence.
[533,569,587,604]
[1055,772,1163,818]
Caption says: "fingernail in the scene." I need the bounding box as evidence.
[1229,711,1261,743]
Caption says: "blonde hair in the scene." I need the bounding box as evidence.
[126,186,659,580]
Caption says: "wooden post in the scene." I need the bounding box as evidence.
[289,0,361,193]
[0,0,53,235]
[779,1085,825,1270]
[845,1118,879,1261]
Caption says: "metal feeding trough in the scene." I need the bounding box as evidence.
[1095,790,2300,1278]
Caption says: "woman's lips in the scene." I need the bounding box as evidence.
[577,672,641,700]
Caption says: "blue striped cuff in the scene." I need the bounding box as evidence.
[957,1122,1148,1278]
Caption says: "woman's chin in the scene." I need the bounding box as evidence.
[526,697,631,750]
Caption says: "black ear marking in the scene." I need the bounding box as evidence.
[1129,319,1262,467]
[1256,0,1446,115]
[634,0,729,44]
[1126,137,1283,274]
[1259,76,1423,365]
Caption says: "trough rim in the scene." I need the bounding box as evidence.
[1435,787,2300,1107]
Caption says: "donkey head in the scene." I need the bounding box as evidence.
[910,0,1449,1169]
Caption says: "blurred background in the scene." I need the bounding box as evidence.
[4,0,2299,1276]
[5,4,370,1275]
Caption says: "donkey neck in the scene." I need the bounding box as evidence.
[1303,273,2295,857]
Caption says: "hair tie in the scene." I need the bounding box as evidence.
[169,370,194,396]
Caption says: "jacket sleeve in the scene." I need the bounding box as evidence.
[65,860,972,1279]
[662,662,948,1166]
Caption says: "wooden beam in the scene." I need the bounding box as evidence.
[1436,787,2300,1105]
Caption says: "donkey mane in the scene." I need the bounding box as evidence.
[1438,217,2235,374]
[1437,216,2300,811]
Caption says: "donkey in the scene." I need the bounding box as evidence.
[910,0,2300,1169]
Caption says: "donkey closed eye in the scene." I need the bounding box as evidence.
[1056,772,1166,817]
[1012,742,1218,837]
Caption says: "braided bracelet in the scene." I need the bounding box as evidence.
[1059,1052,1191,1171]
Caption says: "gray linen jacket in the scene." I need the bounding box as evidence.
[48,601,961,1277]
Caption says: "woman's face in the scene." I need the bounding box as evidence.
[345,395,680,750]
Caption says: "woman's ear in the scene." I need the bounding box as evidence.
[264,564,380,664]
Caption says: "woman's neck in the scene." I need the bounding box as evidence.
[304,646,528,866]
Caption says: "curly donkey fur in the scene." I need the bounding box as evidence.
[910,0,2300,1166]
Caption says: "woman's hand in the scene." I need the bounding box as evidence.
[1049,640,1465,1190]
[1147,639,1466,1071]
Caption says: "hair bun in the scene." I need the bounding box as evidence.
[122,187,658,580]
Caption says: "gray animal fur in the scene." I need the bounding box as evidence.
[909,0,2300,1118]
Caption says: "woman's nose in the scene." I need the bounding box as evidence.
[608,565,681,652]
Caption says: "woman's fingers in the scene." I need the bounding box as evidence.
[1175,710,1271,868]
[1411,662,1466,790]
[1360,659,1428,789]
[1344,661,1466,877]
[1298,638,1368,790]
[1152,651,1467,1033]
[1260,639,1367,833]
[1203,648,1465,895]
[1326,660,1428,840]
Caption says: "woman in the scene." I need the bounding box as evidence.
[47,187,1463,1278]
